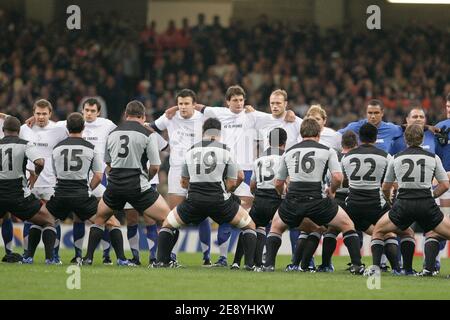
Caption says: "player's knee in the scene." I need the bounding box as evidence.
[236,214,253,229]
[166,210,182,229]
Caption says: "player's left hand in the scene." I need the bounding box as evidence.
[435,125,449,146]
[165,106,178,119]
[426,125,440,134]
[285,110,296,123]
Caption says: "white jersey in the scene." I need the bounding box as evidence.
[203,107,257,170]
[298,126,341,151]
[19,121,68,188]
[254,112,302,151]
[154,111,204,167]
[57,117,116,173]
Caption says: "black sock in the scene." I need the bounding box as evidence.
[242,229,257,267]
[357,230,364,249]
[321,232,337,267]
[109,228,126,260]
[42,227,56,260]
[343,230,362,266]
[85,225,104,260]
[157,228,175,264]
[424,237,440,272]
[371,238,384,267]
[255,229,266,267]
[400,237,415,272]
[264,233,282,268]
[292,232,308,265]
[300,232,321,270]
[384,238,400,271]
[27,226,42,258]
[232,232,244,265]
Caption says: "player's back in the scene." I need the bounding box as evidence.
[184,140,236,202]
[106,120,160,193]
[52,137,100,197]
[342,144,390,202]
[252,147,284,198]
[0,136,35,199]
[389,146,446,199]
[280,140,340,198]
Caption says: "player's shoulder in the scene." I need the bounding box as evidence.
[112,121,150,137]
[347,144,388,158]
[189,140,229,151]
[0,135,28,145]
[394,146,435,159]
[286,140,330,154]
[55,137,95,150]
[435,119,450,128]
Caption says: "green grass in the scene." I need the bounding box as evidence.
[1,249,449,299]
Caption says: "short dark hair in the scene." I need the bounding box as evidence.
[83,98,101,112]
[300,118,321,138]
[176,89,196,104]
[3,116,21,133]
[269,128,287,147]
[33,99,53,113]
[359,123,378,144]
[341,130,358,149]
[367,99,383,111]
[125,100,145,117]
[202,118,221,135]
[67,112,85,133]
[405,124,424,147]
[225,85,246,101]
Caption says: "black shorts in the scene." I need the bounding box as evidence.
[345,199,390,232]
[335,192,348,211]
[46,195,98,221]
[278,194,338,229]
[249,193,282,227]
[389,198,444,233]
[177,197,239,226]
[103,187,160,214]
[0,195,41,221]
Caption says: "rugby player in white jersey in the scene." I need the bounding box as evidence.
[151,89,212,266]
[19,99,68,264]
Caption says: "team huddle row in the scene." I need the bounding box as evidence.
[0,86,450,277]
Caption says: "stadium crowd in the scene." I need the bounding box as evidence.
[1,9,449,128]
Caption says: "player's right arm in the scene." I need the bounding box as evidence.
[250,171,257,194]
[382,159,396,205]
[224,155,240,192]
[25,142,45,177]
[146,133,161,180]
[89,150,104,191]
[327,150,343,196]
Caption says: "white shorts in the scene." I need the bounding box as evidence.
[31,187,54,201]
[439,188,450,201]
[91,183,106,198]
[234,170,254,198]
[168,166,187,196]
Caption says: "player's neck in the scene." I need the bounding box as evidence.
[69,133,83,138]
[204,135,219,141]
[4,132,18,137]
[303,137,319,142]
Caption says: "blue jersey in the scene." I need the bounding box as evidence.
[339,120,403,152]
[435,119,450,171]
[389,130,437,155]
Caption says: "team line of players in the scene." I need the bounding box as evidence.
[0,86,450,276]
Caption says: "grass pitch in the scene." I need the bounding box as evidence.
[1,249,449,300]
